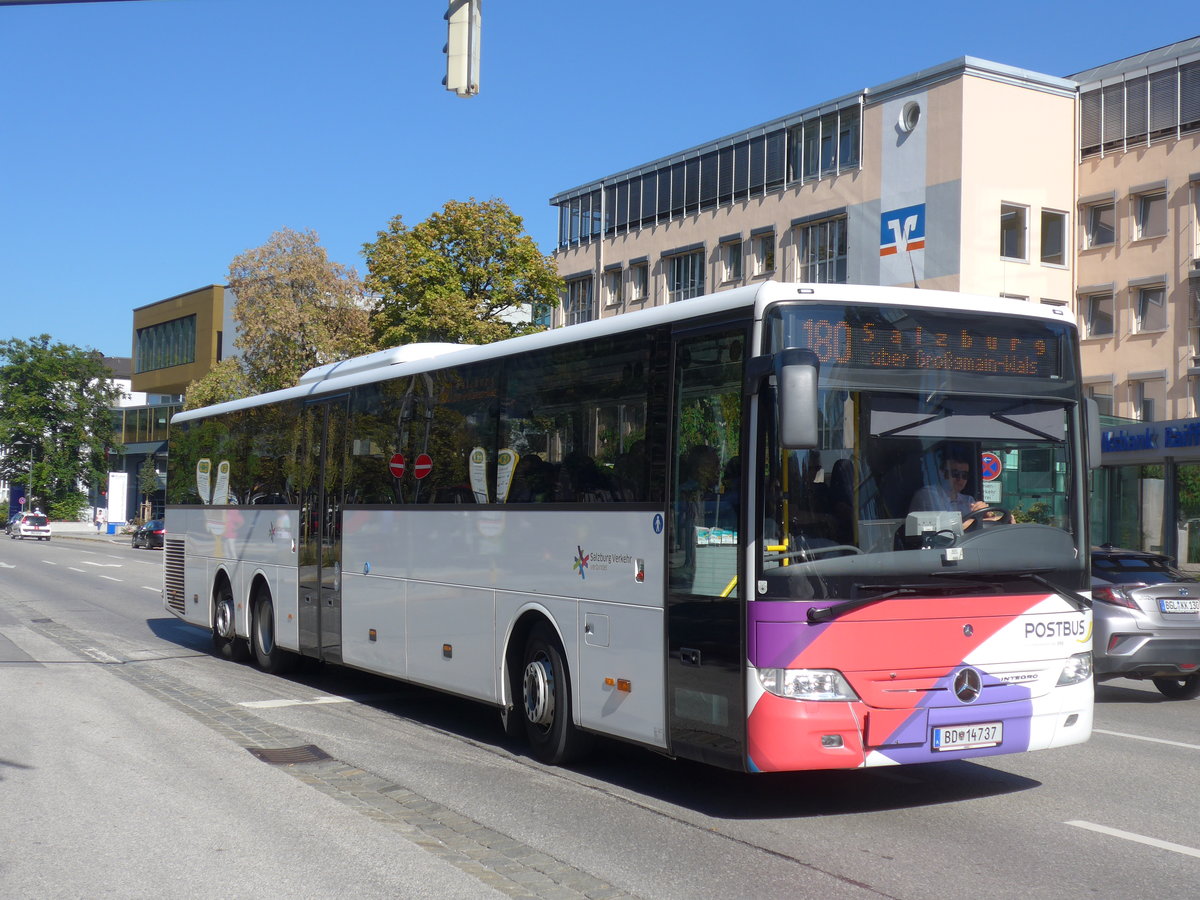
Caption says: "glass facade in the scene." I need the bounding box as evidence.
[135,315,197,374]
[553,106,861,249]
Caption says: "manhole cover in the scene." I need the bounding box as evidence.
[247,744,331,765]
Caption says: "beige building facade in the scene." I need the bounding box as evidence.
[549,37,1200,426]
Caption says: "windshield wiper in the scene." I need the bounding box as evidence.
[930,568,1092,611]
[807,578,1007,623]
[1016,572,1092,610]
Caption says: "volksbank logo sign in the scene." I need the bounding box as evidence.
[1102,422,1200,454]
[880,203,926,257]
[1102,428,1158,453]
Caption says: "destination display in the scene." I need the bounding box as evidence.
[771,305,1065,379]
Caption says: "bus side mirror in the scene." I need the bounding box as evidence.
[776,349,820,449]
[1085,398,1101,470]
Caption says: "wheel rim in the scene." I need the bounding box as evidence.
[523,651,555,731]
[215,595,235,638]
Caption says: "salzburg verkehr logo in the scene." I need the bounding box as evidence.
[573,546,590,579]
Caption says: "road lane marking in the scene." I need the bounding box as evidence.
[141,586,161,593]
[68,567,85,573]
[83,561,121,568]
[1093,728,1200,751]
[239,697,353,709]
[99,575,122,582]
[1066,821,1200,859]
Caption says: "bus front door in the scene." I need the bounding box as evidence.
[298,396,347,664]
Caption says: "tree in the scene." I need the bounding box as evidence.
[0,336,121,515]
[364,198,562,347]
[184,357,252,411]
[223,227,374,395]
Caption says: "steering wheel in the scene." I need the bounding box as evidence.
[967,505,1011,527]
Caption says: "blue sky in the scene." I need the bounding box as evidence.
[1,0,1194,358]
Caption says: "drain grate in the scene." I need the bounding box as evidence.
[247,744,331,765]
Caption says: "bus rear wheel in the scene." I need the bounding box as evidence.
[212,581,249,661]
[251,590,295,675]
[520,622,591,765]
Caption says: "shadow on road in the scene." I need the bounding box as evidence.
[143,617,1044,819]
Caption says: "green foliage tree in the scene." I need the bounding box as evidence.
[0,336,121,513]
[184,357,252,411]
[219,227,374,397]
[364,198,562,347]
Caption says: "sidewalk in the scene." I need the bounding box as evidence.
[46,521,132,544]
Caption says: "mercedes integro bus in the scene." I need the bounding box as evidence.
[164,281,1095,772]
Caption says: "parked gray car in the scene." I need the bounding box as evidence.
[1091,545,1200,699]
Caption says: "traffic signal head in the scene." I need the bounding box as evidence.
[443,0,481,97]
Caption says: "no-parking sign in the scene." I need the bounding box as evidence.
[980,452,1002,481]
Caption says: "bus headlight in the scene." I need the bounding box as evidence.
[1056,652,1092,686]
[757,668,859,701]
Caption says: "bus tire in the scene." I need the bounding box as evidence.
[251,589,295,675]
[520,622,591,765]
[1152,674,1200,700]
[212,580,249,662]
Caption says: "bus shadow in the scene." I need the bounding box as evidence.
[278,660,1041,820]
[145,617,215,654]
[142,623,1041,819]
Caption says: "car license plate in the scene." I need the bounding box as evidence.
[932,722,1002,751]
[1159,598,1200,613]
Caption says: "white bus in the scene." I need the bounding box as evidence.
[164,281,1095,771]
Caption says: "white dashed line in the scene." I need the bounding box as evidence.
[1066,821,1200,859]
[239,697,353,709]
[1093,728,1200,751]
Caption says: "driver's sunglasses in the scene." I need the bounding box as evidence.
[944,468,969,479]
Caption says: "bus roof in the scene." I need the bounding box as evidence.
[172,282,1075,424]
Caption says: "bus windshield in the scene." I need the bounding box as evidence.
[759,302,1084,596]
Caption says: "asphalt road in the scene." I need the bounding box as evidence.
[1,533,1197,899]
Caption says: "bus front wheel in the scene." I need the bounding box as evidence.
[520,622,591,765]
[251,590,295,675]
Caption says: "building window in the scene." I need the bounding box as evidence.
[1192,182,1200,261]
[666,250,705,302]
[1085,384,1114,417]
[629,263,648,302]
[1085,202,1116,248]
[1000,204,1028,260]
[1085,293,1114,338]
[797,217,847,283]
[1135,191,1167,240]
[1041,210,1067,266]
[721,240,743,283]
[564,277,594,326]
[1133,380,1164,422]
[1135,285,1167,332]
[753,233,775,276]
[604,268,623,307]
[135,314,197,374]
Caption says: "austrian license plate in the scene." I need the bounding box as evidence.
[932,722,1003,751]
[1159,598,1200,613]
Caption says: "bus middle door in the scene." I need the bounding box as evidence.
[299,396,348,664]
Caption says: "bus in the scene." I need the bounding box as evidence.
[163,281,1095,772]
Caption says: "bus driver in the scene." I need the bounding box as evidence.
[909,450,1010,529]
